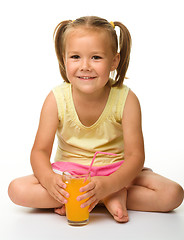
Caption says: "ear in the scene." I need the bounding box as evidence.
[110,53,120,71]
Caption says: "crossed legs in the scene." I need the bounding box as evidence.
[103,170,184,222]
[8,170,184,223]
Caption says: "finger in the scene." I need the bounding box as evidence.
[53,173,67,189]
[55,195,67,204]
[88,200,99,212]
[77,190,94,201]
[54,191,68,204]
[47,189,64,204]
[56,184,69,199]
[80,182,95,192]
[81,196,97,208]
[51,186,68,204]
[56,179,67,189]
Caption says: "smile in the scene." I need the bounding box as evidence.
[78,76,96,80]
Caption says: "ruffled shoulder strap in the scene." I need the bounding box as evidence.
[52,83,70,123]
[112,85,130,123]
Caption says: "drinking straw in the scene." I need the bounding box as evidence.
[85,151,118,181]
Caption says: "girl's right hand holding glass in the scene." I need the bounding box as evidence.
[42,172,69,204]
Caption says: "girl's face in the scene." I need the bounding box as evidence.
[63,27,119,95]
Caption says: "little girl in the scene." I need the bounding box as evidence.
[8,16,183,223]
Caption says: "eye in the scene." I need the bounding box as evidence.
[92,55,102,60]
[71,55,80,59]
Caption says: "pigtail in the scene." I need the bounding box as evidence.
[53,16,131,86]
[53,20,72,83]
[113,21,132,86]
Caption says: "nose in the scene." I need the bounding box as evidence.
[80,59,91,71]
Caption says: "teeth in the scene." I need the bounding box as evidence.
[80,77,93,79]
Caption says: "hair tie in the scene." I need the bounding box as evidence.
[110,21,115,29]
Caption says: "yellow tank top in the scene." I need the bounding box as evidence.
[52,82,129,166]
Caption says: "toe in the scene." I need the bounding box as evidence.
[114,215,129,223]
[114,209,129,223]
[54,206,66,216]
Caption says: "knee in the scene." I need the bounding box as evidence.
[8,178,26,205]
[160,182,184,212]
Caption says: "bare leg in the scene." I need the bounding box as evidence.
[127,170,184,212]
[101,169,183,223]
[103,188,129,223]
[8,171,184,220]
[8,175,63,209]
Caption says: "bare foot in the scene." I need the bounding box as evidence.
[103,188,129,223]
[54,205,66,215]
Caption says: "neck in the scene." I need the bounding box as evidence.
[71,84,111,103]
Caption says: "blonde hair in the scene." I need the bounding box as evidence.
[53,16,131,87]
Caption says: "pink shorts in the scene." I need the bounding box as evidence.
[52,160,124,177]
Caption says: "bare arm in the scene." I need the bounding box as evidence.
[30,91,58,180]
[79,90,145,208]
[107,89,145,192]
[30,91,68,203]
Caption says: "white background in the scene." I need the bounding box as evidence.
[0,1,183,239]
[1,0,184,192]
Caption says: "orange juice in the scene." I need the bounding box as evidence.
[63,173,90,225]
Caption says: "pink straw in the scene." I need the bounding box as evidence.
[85,151,118,181]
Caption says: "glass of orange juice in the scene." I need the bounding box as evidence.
[62,171,91,226]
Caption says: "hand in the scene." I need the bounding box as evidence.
[42,172,69,204]
[77,176,109,212]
